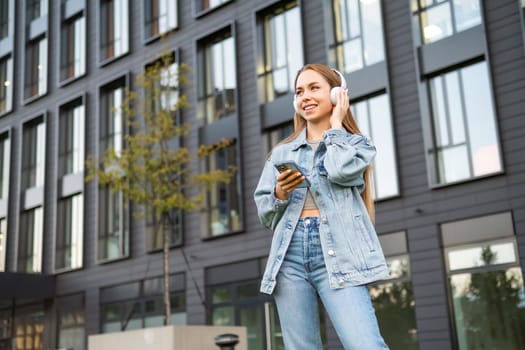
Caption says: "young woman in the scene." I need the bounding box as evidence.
[254,64,390,349]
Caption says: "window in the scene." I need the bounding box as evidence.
[56,100,84,271]
[206,259,288,350]
[100,274,186,333]
[369,232,418,350]
[57,294,85,350]
[14,309,44,350]
[0,0,11,40]
[412,0,482,44]
[18,207,43,273]
[21,119,45,190]
[144,51,179,116]
[56,194,83,270]
[98,81,128,261]
[442,212,525,350]
[197,29,237,124]
[256,1,304,104]
[100,0,129,62]
[196,0,232,13]
[24,37,48,100]
[27,0,48,21]
[0,55,13,115]
[144,0,177,39]
[0,132,9,201]
[59,101,85,177]
[428,61,502,185]
[353,94,399,199]
[0,133,9,272]
[146,208,181,252]
[201,142,242,237]
[329,0,385,73]
[60,9,86,82]
[0,218,6,272]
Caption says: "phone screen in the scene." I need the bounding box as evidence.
[274,161,310,188]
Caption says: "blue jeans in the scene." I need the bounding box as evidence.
[274,217,389,350]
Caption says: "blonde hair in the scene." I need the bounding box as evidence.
[279,64,375,221]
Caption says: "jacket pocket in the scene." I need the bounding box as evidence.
[354,214,376,252]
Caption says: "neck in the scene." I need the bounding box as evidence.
[306,120,330,141]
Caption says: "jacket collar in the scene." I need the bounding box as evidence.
[290,128,308,151]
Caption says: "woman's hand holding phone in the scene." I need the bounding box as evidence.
[274,161,310,199]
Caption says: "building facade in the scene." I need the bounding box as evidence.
[0,0,524,349]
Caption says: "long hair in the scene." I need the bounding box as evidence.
[279,64,375,221]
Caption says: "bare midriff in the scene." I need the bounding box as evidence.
[300,209,320,217]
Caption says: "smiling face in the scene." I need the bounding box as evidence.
[294,69,334,123]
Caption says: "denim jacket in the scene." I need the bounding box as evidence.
[254,128,389,295]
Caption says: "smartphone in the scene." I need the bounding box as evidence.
[274,160,311,188]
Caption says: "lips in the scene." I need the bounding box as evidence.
[303,104,317,111]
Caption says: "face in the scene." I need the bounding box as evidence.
[295,69,333,122]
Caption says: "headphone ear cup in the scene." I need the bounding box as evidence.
[293,95,298,113]
[330,86,342,105]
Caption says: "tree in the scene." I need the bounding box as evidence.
[86,53,235,326]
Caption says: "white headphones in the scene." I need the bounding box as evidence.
[293,68,347,113]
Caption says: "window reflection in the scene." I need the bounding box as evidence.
[100,0,129,61]
[56,194,83,270]
[60,15,86,81]
[353,94,399,199]
[0,56,13,114]
[22,120,45,190]
[198,32,237,124]
[369,255,418,350]
[59,103,84,176]
[330,0,385,73]
[144,0,177,38]
[257,2,304,104]
[24,38,48,99]
[448,242,525,350]
[18,207,43,273]
[202,142,241,237]
[413,0,481,44]
[429,61,502,184]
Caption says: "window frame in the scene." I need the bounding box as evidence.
[98,0,130,66]
[143,0,178,43]
[59,2,87,86]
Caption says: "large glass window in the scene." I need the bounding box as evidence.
[101,274,186,333]
[353,94,399,199]
[98,82,128,261]
[197,30,237,124]
[144,0,177,39]
[24,37,48,100]
[60,12,86,82]
[56,194,83,270]
[21,120,45,190]
[146,207,181,252]
[446,239,525,349]
[18,207,43,273]
[428,61,502,185]
[100,0,129,62]
[144,51,179,117]
[57,294,85,350]
[256,1,304,104]
[207,260,288,350]
[329,0,385,73]
[369,254,418,350]
[201,143,242,237]
[412,0,482,44]
[14,309,44,350]
[0,55,13,115]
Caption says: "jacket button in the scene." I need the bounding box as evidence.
[338,278,345,286]
[328,249,335,256]
[321,217,327,224]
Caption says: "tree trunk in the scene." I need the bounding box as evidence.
[162,213,171,325]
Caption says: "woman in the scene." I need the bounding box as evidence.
[254,64,390,349]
